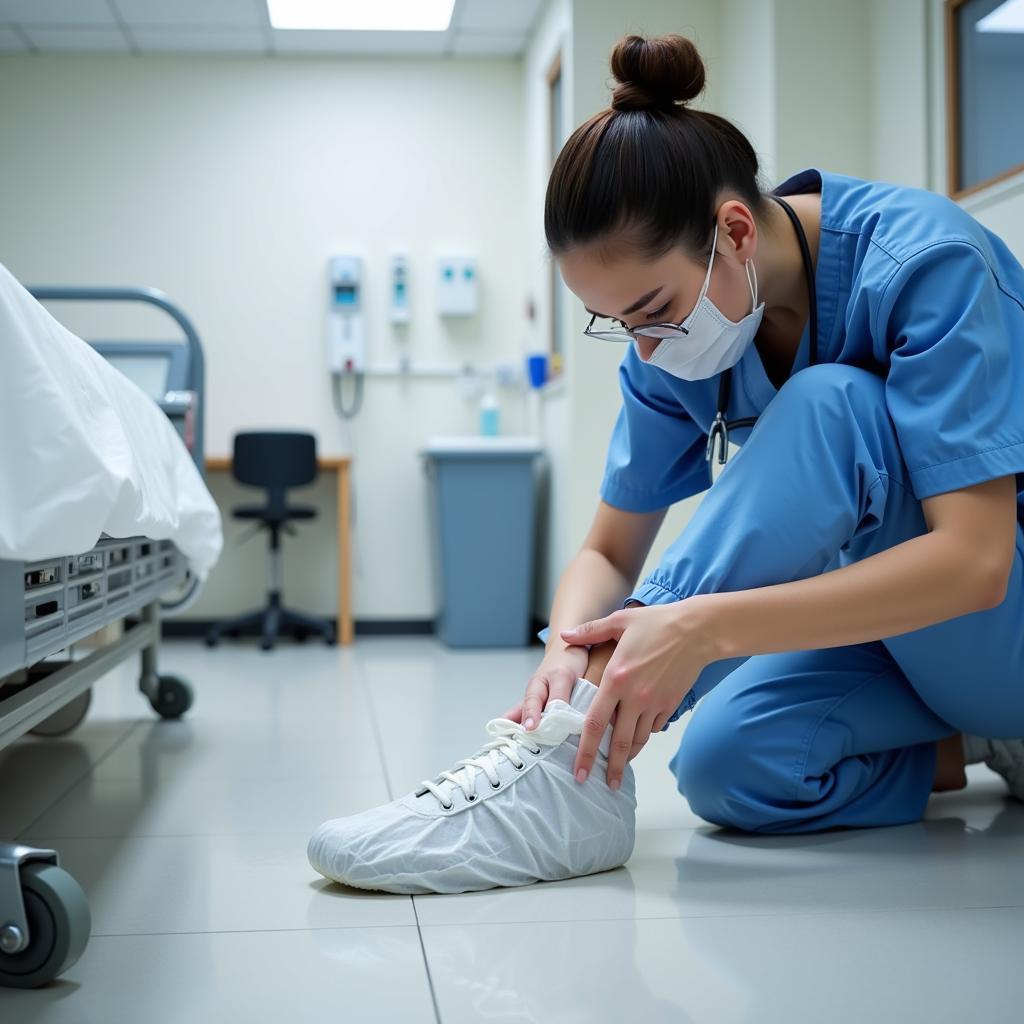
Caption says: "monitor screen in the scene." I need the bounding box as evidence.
[105,353,171,400]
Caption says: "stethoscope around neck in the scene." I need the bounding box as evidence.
[704,193,819,466]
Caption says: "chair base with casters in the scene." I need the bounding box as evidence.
[205,522,336,652]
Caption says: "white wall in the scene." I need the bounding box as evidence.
[523,0,573,620]
[0,53,527,622]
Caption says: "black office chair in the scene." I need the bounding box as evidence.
[205,431,337,651]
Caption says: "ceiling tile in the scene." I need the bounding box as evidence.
[132,27,268,54]
[0,0,117,26]
[271,30,448,56]
[457,0,543,33]
[452,31,526,57]
[20,27,130,52]
[111,0,265,29]
[0,25,26,51]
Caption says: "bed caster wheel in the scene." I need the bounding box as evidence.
[149,675,193,719]
[0,863,91,989]
[29,689,92,737]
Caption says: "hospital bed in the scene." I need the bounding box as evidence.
[0,276,222,988]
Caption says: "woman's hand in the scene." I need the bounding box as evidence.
[559,598,715,792]
[499,644,590,729]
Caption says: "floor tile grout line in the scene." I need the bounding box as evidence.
[326,654,444,1019]
[14,717,150,841]
[356,659,398,803]
[412,902,1024,927]
[411,899,445,1024]
[88,923,428,938]
[75,900,1024,940]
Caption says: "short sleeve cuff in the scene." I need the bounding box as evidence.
[908,439,1024,500]
[599,476,708,514]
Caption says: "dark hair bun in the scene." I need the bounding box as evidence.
[610,34,705,113]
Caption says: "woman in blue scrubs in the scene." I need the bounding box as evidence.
[512,32,1024,833]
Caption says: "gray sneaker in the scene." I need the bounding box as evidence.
[962,734,1024,800]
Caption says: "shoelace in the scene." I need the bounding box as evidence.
[417,704,583,810]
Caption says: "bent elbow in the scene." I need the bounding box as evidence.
[977,563,1012,610]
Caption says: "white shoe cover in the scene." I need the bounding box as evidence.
[307,677,636,894]
[962,733,1024,800]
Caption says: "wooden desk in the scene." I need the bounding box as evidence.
[205,455,353,645]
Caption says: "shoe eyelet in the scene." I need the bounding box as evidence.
[441,801,453,810]
[490,780,502,789]
[529,746,541,756]
[513,760,526,771]
[466,793,478,802]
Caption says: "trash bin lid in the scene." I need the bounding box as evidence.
[420,435,544,458]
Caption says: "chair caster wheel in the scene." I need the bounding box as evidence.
[149,675,193,719]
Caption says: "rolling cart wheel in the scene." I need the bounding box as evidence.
[29,689,92,738]
[0,863,91,989]
[149,675,194,719]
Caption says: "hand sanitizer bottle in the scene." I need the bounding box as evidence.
[480,393,500,436]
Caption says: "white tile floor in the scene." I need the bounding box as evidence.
[2,636,1021,1022]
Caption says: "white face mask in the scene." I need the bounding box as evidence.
[645,222,765,381]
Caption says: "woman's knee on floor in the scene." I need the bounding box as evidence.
[671,706,795,832]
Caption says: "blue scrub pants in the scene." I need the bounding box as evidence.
[631,363,1024,834]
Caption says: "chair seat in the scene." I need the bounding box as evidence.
[233,504,317,523]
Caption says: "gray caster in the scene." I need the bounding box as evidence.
[29,689,92,738]
[0,854,91,989]
[148,674,193,719]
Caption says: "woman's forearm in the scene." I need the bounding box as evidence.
[546,548,635,655]
[702,530,1005,662]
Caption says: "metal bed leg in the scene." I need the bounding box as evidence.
[137,600,193,719]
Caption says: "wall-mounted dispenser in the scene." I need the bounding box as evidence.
[437,255,478,316]
[391,253,410,325]
[327,255,365,374]
[328,254,365,419]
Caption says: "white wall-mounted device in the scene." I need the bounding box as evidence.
[437,255,478,316]
[328,254,366,374]
[391,253,410,325]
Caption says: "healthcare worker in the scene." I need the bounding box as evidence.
[307,30,1024,896]
[509,31,1024,833]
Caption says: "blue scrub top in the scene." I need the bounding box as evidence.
[601,167,1024,565]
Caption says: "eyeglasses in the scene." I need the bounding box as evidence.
[582,311,690,343]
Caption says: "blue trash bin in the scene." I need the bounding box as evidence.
[421,437,543,647]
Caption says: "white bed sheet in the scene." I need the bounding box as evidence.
[0,262,222,579]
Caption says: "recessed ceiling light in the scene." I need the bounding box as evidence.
[977,0,1024,33]
[267,0,456,32]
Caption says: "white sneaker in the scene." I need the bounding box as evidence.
[962,733,1024,800]
[307,677,636,894]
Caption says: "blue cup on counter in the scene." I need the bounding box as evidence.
[526,353,548,389]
